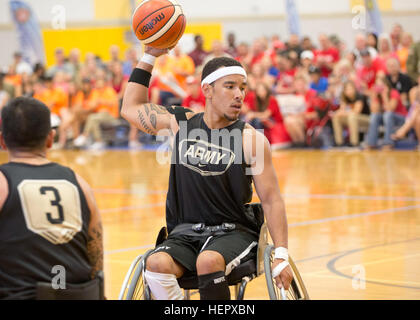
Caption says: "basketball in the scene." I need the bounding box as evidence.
[132,0,186,49]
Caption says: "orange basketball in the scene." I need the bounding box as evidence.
[132,0,186,49]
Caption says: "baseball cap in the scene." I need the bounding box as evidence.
[301,50,314,61]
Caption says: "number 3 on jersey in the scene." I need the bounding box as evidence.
[17,180,83,245]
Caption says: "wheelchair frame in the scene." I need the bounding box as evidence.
[119,222,309,300]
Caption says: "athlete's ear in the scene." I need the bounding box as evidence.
[201,83,213,100]
[0,133,7,151]
[46,129,56,149]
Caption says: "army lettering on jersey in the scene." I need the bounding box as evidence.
[179,139,235,176]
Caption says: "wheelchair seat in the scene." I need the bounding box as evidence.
[177,259,257,290]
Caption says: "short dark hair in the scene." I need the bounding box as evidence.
[201,57,243,84]
[1,97,51,150]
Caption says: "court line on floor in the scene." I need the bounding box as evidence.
[94,188,420,202]
[289,204,420,227]
[326,239,420,290]
[100,200,420,215]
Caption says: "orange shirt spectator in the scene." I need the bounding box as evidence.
[94,78,119,118]
[33,77,68,116]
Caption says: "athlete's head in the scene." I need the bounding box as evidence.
[0,97,54,152]
[201,57,247,122]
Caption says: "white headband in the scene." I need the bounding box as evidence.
[201,66,247,87]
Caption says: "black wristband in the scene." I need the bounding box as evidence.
[128,68,152,88]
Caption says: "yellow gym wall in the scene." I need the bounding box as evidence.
[349,0,393,11]
[42,23,222,67]
[42,0,222,66]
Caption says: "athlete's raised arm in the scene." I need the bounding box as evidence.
[121,46,193,136]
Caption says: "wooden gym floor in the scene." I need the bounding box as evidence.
[1,149,419,300]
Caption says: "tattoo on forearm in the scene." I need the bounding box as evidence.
[87,222,103,279]
[150,114,157,129]
[137,110,155,135]
[144,104,150,116]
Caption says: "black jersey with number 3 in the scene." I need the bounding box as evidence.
[165,112,255,234]
[0,162,92,300]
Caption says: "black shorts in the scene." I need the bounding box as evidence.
[150,230,258,275]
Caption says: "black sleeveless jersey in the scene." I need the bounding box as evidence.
[165,113,255,234]
[0,162,92,300]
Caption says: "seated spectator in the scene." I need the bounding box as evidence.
[274,53,298,94]
[366,76,407,150]
[283,34,303,59]
[68,48,82,79]
[299,50,315,75]
[276,74,317,146]
[123,48,138,77]
[376,33,398,71]
[356,49,386,93]
[182,76,205,113]
[202,40,231,66]
[243,82,291,148]
[331,81,370,147]
[59,78,102,148]
[33,75,68,118]
[390,23,403,52]
[73,73,119,150]
[367,33,378,51]
[407,40,420,82]
[248,62,275,92]
[188,34,208,68]
[328,58,358,105]
[0,73,10,109]
[301,36,315,52]
[152,46,194,106]
[386,57,414,107]
[353,32,378,68]
[309,66,329,95]
[46,48,73,80]
[235,42,253,72]
[4,64,22,97]
[396,32,413,73]
[314,34,340,78]
[12,51,32,75]
[225,32,237,57]
[392,74,420,148]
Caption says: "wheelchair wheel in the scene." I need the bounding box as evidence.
[264,245,309,300]
[118,250,153,300]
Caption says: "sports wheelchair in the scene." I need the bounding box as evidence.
[119,204,309,300]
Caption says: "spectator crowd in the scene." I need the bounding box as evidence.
[1,23,420,151]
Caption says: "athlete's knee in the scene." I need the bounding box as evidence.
[146,252,175,274]
[196,251,225,275]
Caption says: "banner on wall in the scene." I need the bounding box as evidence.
[285,0,301,37]
[364,0,383,35]
[9,0,45,65]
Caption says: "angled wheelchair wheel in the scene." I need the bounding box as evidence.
[118,249,153,300]
[264,245,309,300]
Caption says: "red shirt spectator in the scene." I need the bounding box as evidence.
[356,50,386,89]
[314,47,340,78]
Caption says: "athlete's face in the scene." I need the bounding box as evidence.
[207,74,247,122]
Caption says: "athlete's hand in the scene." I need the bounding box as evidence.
[144,44,176,57]
[272,259,293,290]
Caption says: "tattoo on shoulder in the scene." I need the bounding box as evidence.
[148,103,168,114]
